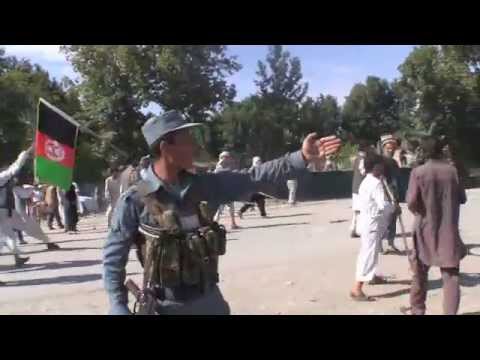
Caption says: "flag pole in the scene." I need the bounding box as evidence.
[38,98,129,159]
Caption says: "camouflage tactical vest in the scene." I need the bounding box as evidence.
[134,189,227,297]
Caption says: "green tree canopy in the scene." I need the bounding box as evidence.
[62,45,241,164]
[397,45,478,139]
[341,76,400,142]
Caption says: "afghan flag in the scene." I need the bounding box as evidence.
[35,98,79,191]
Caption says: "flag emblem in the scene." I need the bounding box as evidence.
[45,139,66,162]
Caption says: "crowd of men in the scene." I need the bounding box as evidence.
[102,151,292,233]
[0,114,470,315]
[349,133,468,315]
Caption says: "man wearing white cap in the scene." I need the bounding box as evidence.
[213,151,239,229]
[380,134,401,254]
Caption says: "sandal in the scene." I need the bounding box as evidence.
[350,292,375,302]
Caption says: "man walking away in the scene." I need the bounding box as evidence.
[45,185,64,230]
[238,156,268,218]
[105,168,121,228]
[405,136,467,315]
[214,152,240,230]
[64,184,79,233]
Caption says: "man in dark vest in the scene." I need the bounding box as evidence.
[103,110,342,315]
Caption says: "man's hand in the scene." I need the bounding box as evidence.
[301,133,342,162]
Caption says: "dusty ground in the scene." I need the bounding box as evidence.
[1,189,480,315]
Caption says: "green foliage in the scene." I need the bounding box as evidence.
[341,76,400,142]
[3,44,480,182]
[0,49,81,165]
[334,142,358,170]
[395,46,480,163]
[62,45,241,165]
[216,45,313,161]
[300,95,341,137]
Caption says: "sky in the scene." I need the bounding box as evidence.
[2,45,415,106]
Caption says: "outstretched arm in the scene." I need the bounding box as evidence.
[0,147,33,187]
[198,134,341,205]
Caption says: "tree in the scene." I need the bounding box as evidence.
[299,95,341,138]
[255,45,308,103]
[216,96,265,160]
[442,45,480,73]
[251,45,309,158]
[0,49,81,165]
[62,45,241,164]
[341,76,400,142]
[397,46,478,138]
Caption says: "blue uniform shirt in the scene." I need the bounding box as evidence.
[103,150,306,312]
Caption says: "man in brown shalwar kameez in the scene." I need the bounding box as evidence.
[405,136,467,315]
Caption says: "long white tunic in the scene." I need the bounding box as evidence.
[355,174,394,282]
[0,151,49,252]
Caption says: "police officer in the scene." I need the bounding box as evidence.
[103,110,341,315]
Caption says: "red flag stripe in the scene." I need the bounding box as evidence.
[35,131,76,168]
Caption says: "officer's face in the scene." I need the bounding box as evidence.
[164,130,196,170]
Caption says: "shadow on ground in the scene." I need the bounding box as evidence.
[262,213,312,219]
[1,273,102,287]
[47,236,105,245]
[372,272,480,299]
[0,271,141,287]
[233,222,309,231]
[466,244,480,257]
[329,219,349,224]
[20,246,103,255]
[0,259,102,273]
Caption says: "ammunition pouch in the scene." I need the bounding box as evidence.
[137,220,227,292]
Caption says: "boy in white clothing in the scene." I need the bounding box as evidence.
[350,154,395,301]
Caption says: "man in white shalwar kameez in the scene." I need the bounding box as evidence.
[104,168,121,228]
[350,154,395,301]
[1,148,60,280]
[0,148,34,274]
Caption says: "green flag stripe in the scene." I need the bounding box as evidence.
[36,156,73,191]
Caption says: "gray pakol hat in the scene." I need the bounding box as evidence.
[141,110,202,147]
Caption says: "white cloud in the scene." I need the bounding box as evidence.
[3,45,66,63]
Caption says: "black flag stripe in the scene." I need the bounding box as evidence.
[38,101,77,148]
